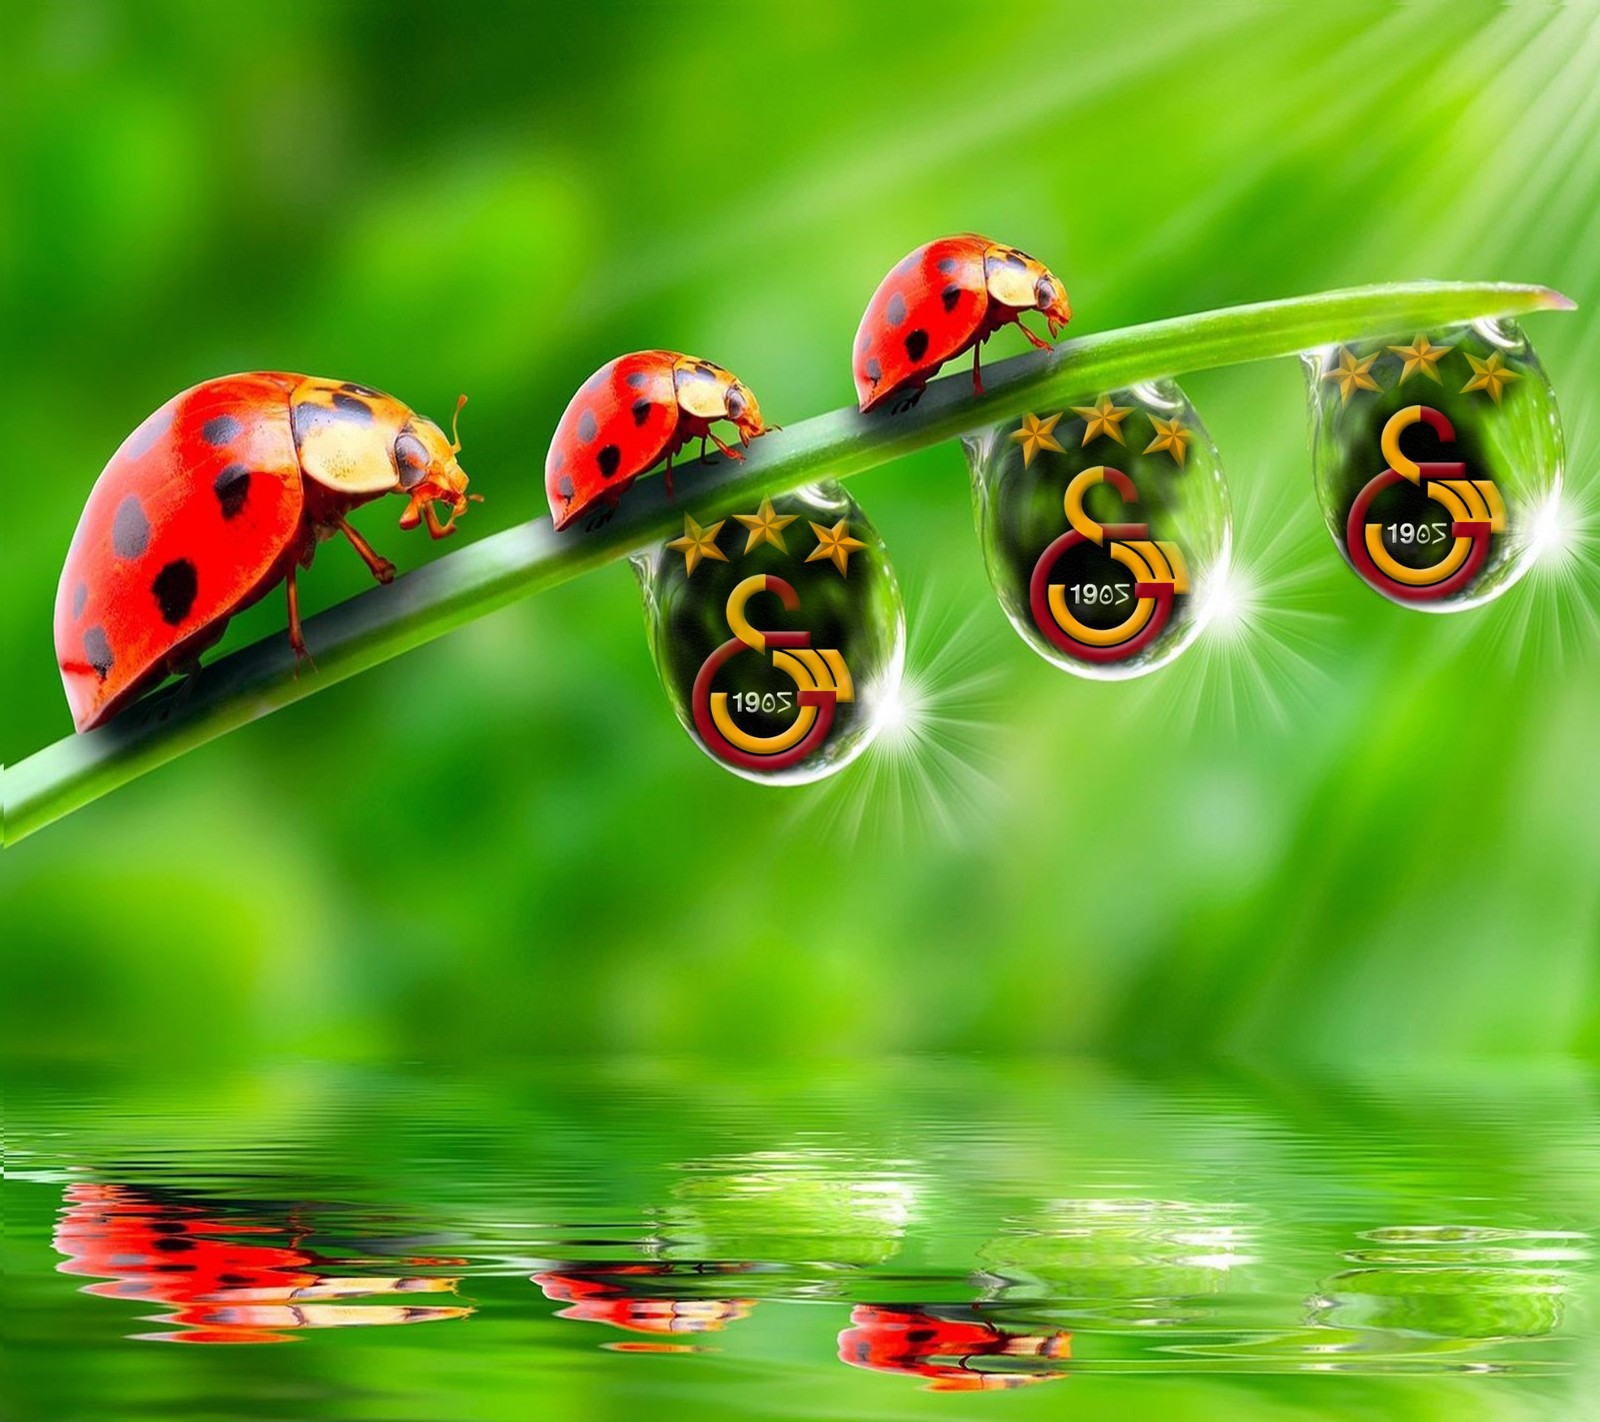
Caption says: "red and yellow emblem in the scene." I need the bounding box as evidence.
[692,574,854,772]
[1346,405,1505,601]
[1028,465,1190,664]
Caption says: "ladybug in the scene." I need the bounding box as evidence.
[55,373,476,732]
[853,234,1072,412]
[533,1264,756,1342]
[545,350,770,530]
[54,1183,469,1344]
[837,1304,1071,1392]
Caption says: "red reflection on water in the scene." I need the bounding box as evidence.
[533,1263,757,1352]
[838,1304,1071,1391]
[53,1183,472,1343]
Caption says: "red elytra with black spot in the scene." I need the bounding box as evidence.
[545,350,771,530]
[852,234,1073,412]
[55,373,475,732]
[838,1304,1072,1392]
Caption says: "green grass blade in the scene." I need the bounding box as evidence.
[2,281,1572,845]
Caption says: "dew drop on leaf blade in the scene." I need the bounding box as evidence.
[1302,318,1564,612]
[964,380,1231,680]
[631,481,905,785]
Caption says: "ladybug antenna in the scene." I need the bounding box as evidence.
[450,393,468,454]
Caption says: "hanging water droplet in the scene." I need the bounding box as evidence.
[632,482,904,785]
[965,380,1231,679]
[1303,319,1563,611]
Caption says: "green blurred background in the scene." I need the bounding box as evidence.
[3,0,1598,1067]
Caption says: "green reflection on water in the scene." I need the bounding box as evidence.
[3,1059,1595,1420]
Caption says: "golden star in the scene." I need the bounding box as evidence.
[1143,415,1193,467]
[732,495,798,554]
[1388,333,1453,384]
[1323,347,1381,404]
[1009,411,1065,467]
[666,514,728,576]
[806,519,867,578]
[1070,394,1136,446]
[1461,351,1520,405]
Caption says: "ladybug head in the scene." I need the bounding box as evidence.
[982,245,1072,335]
[722,378,767,445]
[395,395,479,538]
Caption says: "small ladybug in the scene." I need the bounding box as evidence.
[837,1304,1071,1392]
[533,1264,756,1339]
[853,234,1072,412]
[545,350,770,530]
[55,373,476,731]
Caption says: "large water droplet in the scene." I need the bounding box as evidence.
[1303,319,1563,611]
[632,482,904,784]
[965,380,1231,679]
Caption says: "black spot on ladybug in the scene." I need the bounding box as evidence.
[941,284,962,312]
[213,464,250,519]
[331,391,374,420]
[201,414,241,447]
[904,329,930,363]
[892,252,919,276]
[112,494,151,559]
[577,410,598,442]
[907,1328,936,1342]
[695,361,717,377]
[151,559,198,625]
[218,1273,254,1287]
[885,292,907,327]
[853,1342,872,1363]
[631,398,653,426]
[865,357,882,382]
[549,450,564,473]
[557,473,575,499]
[857,332,871,354]
[581,367,610,394]
[122,406,174,460]
[153,1263,194,1274]
[597,445,622,479]
[154,1237,195,1253]
[83,625,114,680]
[626,371,651,389]
[72,581,88,618]
[937,257,959,275]
[340,382,380,397]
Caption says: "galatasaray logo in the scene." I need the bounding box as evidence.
[692,574,855,773]
[1028,465,1190,664]
[1346,405,1505,602]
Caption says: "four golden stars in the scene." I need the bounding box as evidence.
[1462,351,1520,404]
[1323,346,1381,404]
[1010,411,1065,467]
[806,519,867,577]
[666,513,728,576]
[1388,333,1453,384]
[1070,394,1136,446]
[1143,415,1193,467]
[732,495,798,553]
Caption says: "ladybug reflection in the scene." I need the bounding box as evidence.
[838,1305,1070,1391]
[533,1263,758,1353]
[53,1184,472,1344]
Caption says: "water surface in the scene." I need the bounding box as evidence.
[5,1060,1595,1420]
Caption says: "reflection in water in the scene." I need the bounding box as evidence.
[1308,1224,1585,1348]
[838,1305,1070,1391]
[53,1184,473,1344]
[977,1198,1253,1326]
[532,1263,757,1353]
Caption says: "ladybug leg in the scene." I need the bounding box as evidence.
[336,517,396,584]
[707,430,745,462]
[972,341,984,397]
[285,569,317,675]
[1018,318,1053,351]
[889,385,926,416]
[700,435,710,464]
[664,446,675,499]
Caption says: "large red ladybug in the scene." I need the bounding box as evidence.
[853,234,1072,412]
[545,350,769,530]
[54,1183,470,1344]
[55,373,475,732]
